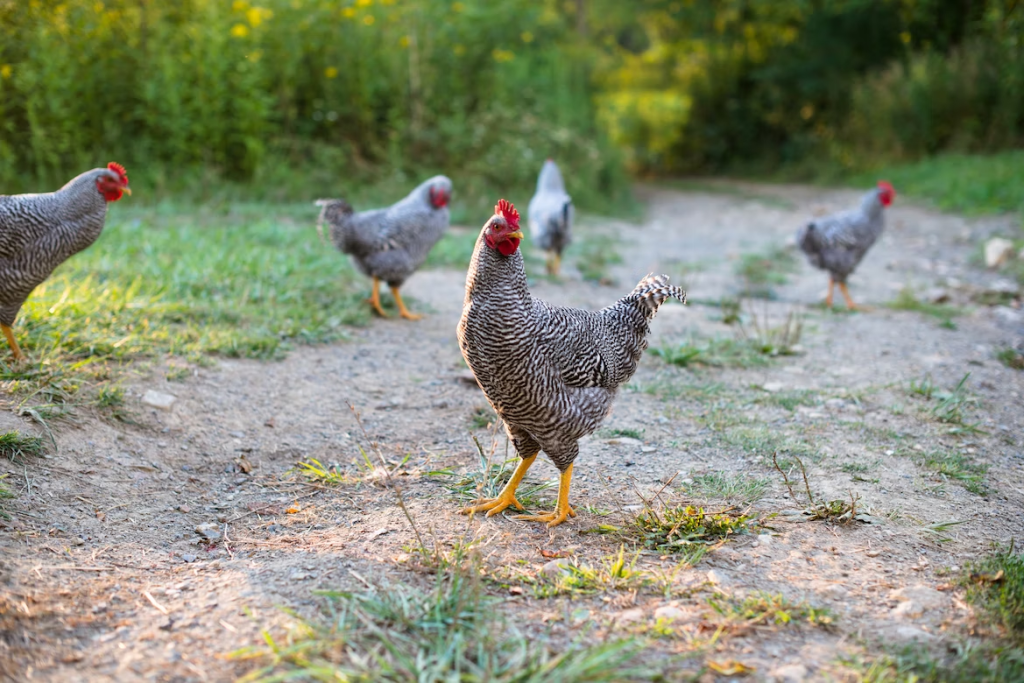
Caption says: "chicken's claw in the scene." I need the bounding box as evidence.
[460,494,524,517]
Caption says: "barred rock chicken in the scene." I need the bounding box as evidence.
[797,181,895,310]
[315,176,452,320]
[527,159,573,276]
[0,163,131,361]
[457,200,686,527]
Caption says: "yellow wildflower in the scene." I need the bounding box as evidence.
[93,2,103,13]
[0,65,11,79]
[357,0,372,6]
[399,35,410,48]
[232,0,249,11]
[521,31,533,43]
[452,2,464,11]
[900,31,911,44]
[453,44,466,56]
[362,14,374,25]
[230,23,249,37]
[325,66,338,79]
[800,104,814,120]
[492,48,514,62]
[342,7,356,18]
[247,8,263,26]
[381,0,395,4]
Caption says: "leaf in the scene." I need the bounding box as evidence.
[708,659,755,676]
[540,549,570,559]
[285,503,300,514]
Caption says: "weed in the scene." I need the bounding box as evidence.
[683,473,770,504]
[597,427,646,440]
[0,432,45,462]
[735,246,799,298]
[963,544,1024,640]
[909,375,936,399]
[908,373,984,434]
[652,337,772,369]
[628,373,727,400]
[294,459,352,486]
[737,304,803,357]
[921,450,988,494]
[94,385,125,408]
[232,571,651,682]
[707,591,835,629]
[840,642,1024,682]
[840,462,871,474]
[996,347,1024,370]
[0,474,13,520]
[165,364,191,382]
[721,427,816,461]
[773,453,861,522]
[627,503,753,558]
[754,389,818,411]
[533,547,661,598]
[720,297,742,325]
[919,520,965,543]
[889,287,962,328]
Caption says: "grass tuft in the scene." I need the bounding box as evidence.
[963,545,1024,640]
[627,504,753,560]
[889,287,962,328]
[707,591,835,629]
[293,459,353,487]
[0,432,45,462]
[683,473,770,504]
[996,347,1024,370]
[735,246,799,298]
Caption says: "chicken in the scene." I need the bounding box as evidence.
[457,199,686,527]
[316,176,452,320]
[527,159,573,276]
[797,181,895,310]
[0,163,131,361]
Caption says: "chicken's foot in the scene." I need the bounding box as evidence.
[390,286,422,320]
[546,252,562,277]
[824,277,835,309]
[367,277,389,318]
[460,452,537,517]
[514,463,577,528]
[838,282,867,311]
[2,324,25,362]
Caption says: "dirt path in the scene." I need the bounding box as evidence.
[2,183,1022,682]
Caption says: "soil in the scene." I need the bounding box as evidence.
[1,182,1022,682]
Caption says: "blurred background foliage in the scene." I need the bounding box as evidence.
[0,0,1021,210]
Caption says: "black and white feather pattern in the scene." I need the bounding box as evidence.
[527,160,573,256]
[315,175,452,287]
[0,167,120,326]
[457,227,685,472]
[797,188,886,282]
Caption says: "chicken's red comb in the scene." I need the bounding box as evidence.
[108,162,128,183]
[877,180,894,193]
[495,198,519,227]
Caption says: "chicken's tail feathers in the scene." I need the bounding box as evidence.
[313,198,353,247]
[629,273,687,314]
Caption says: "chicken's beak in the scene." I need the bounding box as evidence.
[122,186,132,196]
[509,231,524,240]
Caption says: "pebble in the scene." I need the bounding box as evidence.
[889,585,945,611]
[653,605,686,621]
[706,569,730,585]
[181,553,197,563]
[194,523,222,542]
[539,559,571,578]
[616,608,645,623]
[762,381,784,393]
[770,663,809,683]
[984,237,1015,269]
[142,390,177,411]
[824,398,846,411]
[892,601,924,618]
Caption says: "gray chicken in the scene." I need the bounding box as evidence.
[0,163,131,361]
[316,175,452,319]
[457,199,686,528]
[797,181,895,309]
[527,159,573,276]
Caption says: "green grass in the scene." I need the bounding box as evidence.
[921,450,988,494]
[429,457,555,512]
[850,151,1024,218]
[735,245,799,298]
[652,337,773,369]
[0,432,45,462]
[707,591,834,629]
[963,545,1024,639]
[532,547,666,598]
[293,458,353,487]
[840,643,1024,683]
[570,233,624,285]
[597,427,646,440]
[996,347,1024,370]
[753,389,818,412]
[888,287,962,329]
[683,472,770,504]
[424,229,479,270]
[4,202,369,398]
[626,504,753,559]
[0,474,14,520]
[232,572,652,682]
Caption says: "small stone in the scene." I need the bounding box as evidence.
[229,431,244,439]
[616,608,645,623]
[653,605,686,621]
[706,569,730,585]
[771,663,809,683]
[177,505,190,513]
[923,287,950,304]
[890,585,945,610]
[74,537,85,546]
[289,569,313,581]
[640,446,657,453]
[194,523,221,542]
[181,553,197,563]
[892,600,924,618]
[142,390,177,411]
[539,559,571,578]
[824,398,847,411]
[985,238,1016,268]
[762,381,784,393]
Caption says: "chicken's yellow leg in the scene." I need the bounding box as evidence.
[367,277,389,317]
[547,253,562,277]
[390,285,422,321]
[514,463,577,528]
[824,277,835,309]
[460,453,537,517]
[2,324,24,362]
[838,282,865,311]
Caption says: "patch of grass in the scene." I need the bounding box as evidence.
[996,347,1024,370]
[889,287,962,328]
[963,545,1024,640]
[735,246,799,298]
[423,229,479,269]
[773,454,862,523]
[430,457,554,512]
[627,372,727,400]
[232,572,652,682]
[840,643,1024,683]
[165,364,191,382]
[908,373,984,434]
[921,450,989,495]
[293,458,353,486]
[721,426,816,461]
[533,547,666,598]
[5,202,370,397]
[570,233,623,285]
[468,406,497,430]
[707,591,835,629]
[0,474,14,520]
[626,503,753,559]
[597,427,646,440]
[652,336,773,369]
[738,306,803,357]
[754,389,818,412]
[0,432,45,462]
[683,473,770,504]
[94,385,124,408]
